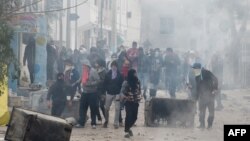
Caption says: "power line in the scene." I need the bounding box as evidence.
[6,0,43,15]
[9,0,88,15]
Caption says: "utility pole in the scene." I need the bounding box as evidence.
[119,0,122,33]
[111,0,117,53]
[59,12,63,48]
[100,0,104,40]
[66,0,71,48]
[75,0,78,49]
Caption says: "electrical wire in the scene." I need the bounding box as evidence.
[6,0,43,15]
[9,0,88,15]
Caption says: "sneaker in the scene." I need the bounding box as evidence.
[103,121,108,128]
[92,125,96,129]
[128,130,133,136]
[75,124,84,128]
[124,133,130,138]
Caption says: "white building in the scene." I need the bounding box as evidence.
[77,0,141,51]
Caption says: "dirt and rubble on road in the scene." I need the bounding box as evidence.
[1,89,250,141]
[70,89,250,141]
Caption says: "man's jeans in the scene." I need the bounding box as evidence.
[104,94,121,126]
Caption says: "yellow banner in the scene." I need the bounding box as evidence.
[0,66,10,126]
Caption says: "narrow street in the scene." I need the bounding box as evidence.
[1,0,250,141]
[2,89,249,141]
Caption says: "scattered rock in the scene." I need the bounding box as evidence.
[189,137,197,140]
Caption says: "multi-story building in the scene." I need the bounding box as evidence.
[77,0,141,51]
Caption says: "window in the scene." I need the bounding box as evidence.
[160,17,174,34]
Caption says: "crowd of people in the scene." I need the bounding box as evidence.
[45,40,224,138]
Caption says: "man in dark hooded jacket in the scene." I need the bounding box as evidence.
[192,63,218,129]
[47,73,70,117]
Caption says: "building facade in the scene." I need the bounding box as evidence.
[77,0,141,51]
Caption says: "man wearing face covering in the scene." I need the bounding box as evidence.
[103,61,124,128]
[76,59,100,129]
[192,63,218,129]
[121,69,142,138]
[47,73,70,117]
[64,59,80,100]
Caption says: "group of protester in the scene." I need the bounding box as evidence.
[45,40,224,138]
[46,42,143,138]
